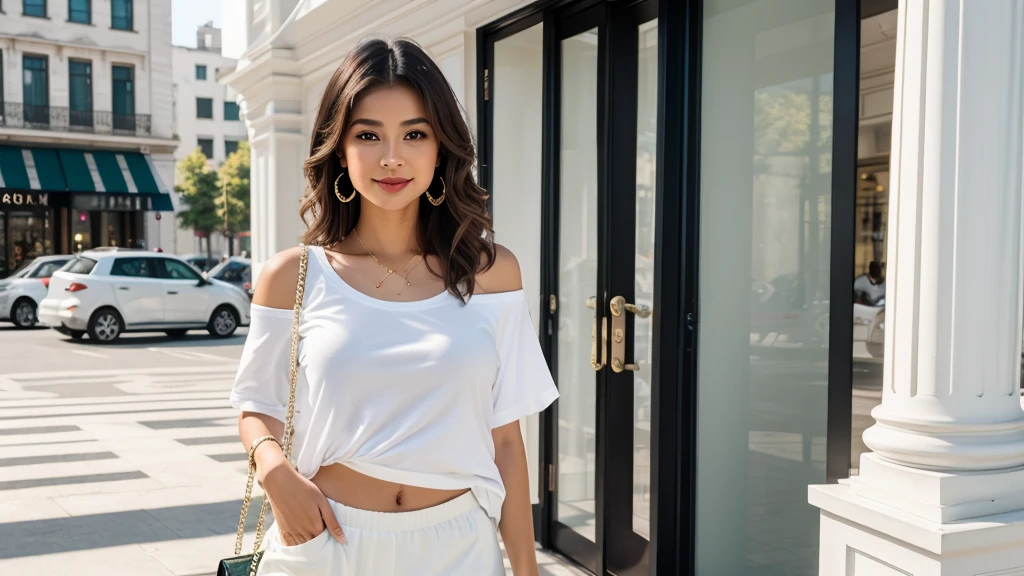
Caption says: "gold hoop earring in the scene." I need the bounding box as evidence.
[334,172,357,203]
[425,176,445,207]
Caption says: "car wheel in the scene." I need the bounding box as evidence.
[88,308,124,343]
[69,330,85,340]
[10,298,37,328]
[165,329,188,338]
[208,305,239,338]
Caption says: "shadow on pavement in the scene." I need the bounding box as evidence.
[56,331,247,349]
[0,498,268,559]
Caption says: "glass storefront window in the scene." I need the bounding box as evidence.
[72,209,93,252]
[851,7,897,474]
[7,211,53,274]
[698,1,835,574]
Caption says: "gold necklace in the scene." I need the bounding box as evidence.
[395,256,425,284]
[353,230,420,289]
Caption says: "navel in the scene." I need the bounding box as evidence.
[395,485,405,507]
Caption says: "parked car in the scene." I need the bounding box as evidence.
[0,254,73,328]
[205,257,252,298]
[38,250,251,343]
[180,254,221,273]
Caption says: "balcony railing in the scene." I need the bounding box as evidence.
[0,102,152,137]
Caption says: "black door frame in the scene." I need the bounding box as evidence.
[478,1,690,574]
[478,0,860,574]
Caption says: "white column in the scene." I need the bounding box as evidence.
[861,0,1024,473]
[810,2,1024,574]
[237,75,307,282]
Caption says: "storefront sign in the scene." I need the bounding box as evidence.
[1,192,48,207]
[73,194,153,212]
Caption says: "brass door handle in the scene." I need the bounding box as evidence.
[588,296,606,370]
[609,296,652,318]
[609,295,652,372]
[590,316,607,370]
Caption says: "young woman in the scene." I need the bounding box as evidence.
[230,37,559,575]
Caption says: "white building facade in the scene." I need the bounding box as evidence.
[223,0,1024,574]
[172,24,249,258]
[0,0,176,274]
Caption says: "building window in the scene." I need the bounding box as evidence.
[223,101,240,121]
[198,138,214,159]
[196,97,213,119]
[69,60,92,127]
[224,139,239,157]
[68,0,88,23]
[22,55,48,124]
[195,65,206,80]
[111,0,131,30]
[112,65,135,131]
[23,0,45,17]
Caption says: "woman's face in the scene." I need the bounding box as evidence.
[339,84,440,212]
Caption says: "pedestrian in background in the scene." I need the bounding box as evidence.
[230,37,558,576]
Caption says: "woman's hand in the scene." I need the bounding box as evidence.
[259,455,347,546]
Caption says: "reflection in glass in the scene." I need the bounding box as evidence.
[632,18,658,542]
[851,7,898,474]
[557,27,599,543]
[7,211,53,274]
[72,210,93,252]
[698,2,835,574]
[492,22,546,501]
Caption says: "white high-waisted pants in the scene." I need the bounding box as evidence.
[255,491,505,575]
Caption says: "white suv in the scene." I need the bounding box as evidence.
[38,250,251,343]
[0,255,74,328]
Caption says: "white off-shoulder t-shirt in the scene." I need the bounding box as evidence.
[229,245,560,524]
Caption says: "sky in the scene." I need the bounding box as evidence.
[172,0,224,48]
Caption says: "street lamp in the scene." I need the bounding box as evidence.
[155,212,162,252]
[73,233,83,254]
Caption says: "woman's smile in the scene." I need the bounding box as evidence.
[374,177,412,193]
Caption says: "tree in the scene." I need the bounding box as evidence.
[176,148,220,261]
[217,141,251,257]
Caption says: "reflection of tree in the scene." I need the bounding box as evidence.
[754,90,833,156]
[750,79,834,345]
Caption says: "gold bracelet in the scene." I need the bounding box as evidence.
[247,435,282,469]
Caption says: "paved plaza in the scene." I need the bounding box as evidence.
[0,326,584,575]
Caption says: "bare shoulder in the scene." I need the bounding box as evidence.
[474,244,523,295]
[251,247,304,310]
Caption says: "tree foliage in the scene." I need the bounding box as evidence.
[175,148,220,242]
[217,140,251,238]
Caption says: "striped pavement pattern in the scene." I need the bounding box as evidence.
[0,366,584,576]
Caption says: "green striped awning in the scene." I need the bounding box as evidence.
[0,146,174,211]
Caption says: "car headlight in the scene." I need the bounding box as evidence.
[0,284,8,293]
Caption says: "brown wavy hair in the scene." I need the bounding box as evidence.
[300,37,494,303]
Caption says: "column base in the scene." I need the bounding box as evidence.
[848,453,1024,523]
[809,482,1024,576]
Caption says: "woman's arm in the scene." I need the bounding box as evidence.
[479,245,541,574]
[234,247,347,546]
[494,422,540,576]
[242,246,301,484]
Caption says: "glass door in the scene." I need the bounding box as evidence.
[552,9,602,570]
[482,1,665,573]
[548,2,658,573]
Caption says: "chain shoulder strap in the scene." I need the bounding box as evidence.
[233,244,309,574]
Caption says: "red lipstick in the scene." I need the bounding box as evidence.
[375,177,411,193]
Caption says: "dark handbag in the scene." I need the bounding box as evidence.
[216,552,263,576]
[216,244,308,576]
